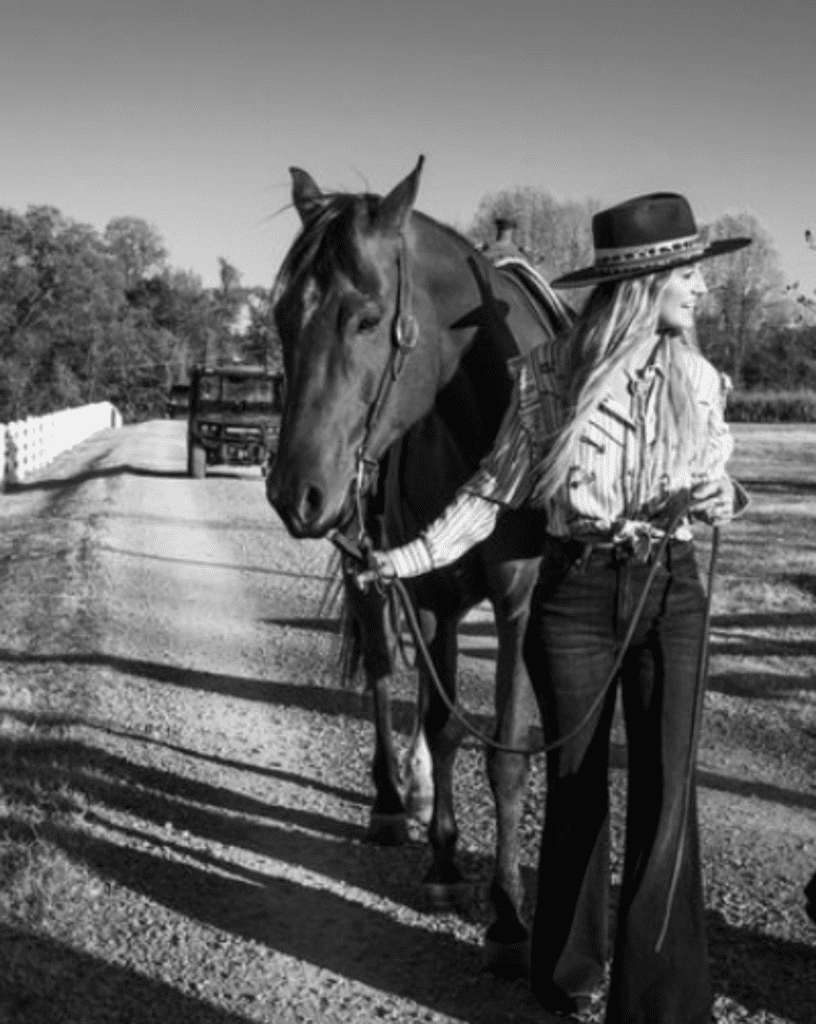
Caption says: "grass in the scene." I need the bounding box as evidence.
[0,715,87,932]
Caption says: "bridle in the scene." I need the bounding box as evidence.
[351,232,418,539]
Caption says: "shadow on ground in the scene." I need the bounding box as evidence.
[4,464,190,492]
[1,719,814,1023]
[0,924,252,1024]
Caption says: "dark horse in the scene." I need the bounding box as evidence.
[267,158,571,972]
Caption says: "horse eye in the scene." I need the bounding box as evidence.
[356,312,382,335]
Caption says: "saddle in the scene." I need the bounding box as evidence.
[494,256,575,338]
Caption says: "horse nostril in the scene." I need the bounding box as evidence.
[299,483,324,525]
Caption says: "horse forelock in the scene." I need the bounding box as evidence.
[273,193,385,313]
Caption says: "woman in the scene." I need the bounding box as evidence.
[361,193,750,1023]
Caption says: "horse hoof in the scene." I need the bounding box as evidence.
[365,812,410,846]
[482,937,530,980]
[422,881,474,913]
[405,793,433,826]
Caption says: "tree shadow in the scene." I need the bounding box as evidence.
[458,620,497,638]
[7,736,368,841]
[458,645,497,663]
[0,649,432,734]
[202,469,265,481]
[0,924,253,1024]
[736,478,816,495]
[263,616,340,634]
[707,908,816,1023]
[604,883,816,1023]
[708,669,816,698]
[0,731,457,917]
[0,709,370,806]
[785,573,816,602]
[4,464,189,493]
[40,812,816,1024]
[110,724,372,805]
[608,741,816,815]
[709,634,816,660]
[3,719,814,1021]
[711,611,816,631]
[45,824,538,1024]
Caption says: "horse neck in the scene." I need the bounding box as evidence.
[409,214,540,460]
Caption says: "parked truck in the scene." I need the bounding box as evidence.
[186,364,284,479]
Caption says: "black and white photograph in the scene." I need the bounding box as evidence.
[0,2,814,1022]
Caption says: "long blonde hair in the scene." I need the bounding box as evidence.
[534,270,707,505]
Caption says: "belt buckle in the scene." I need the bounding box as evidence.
[630,532,653,564]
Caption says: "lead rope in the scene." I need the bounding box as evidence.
[333,497,717,760]
[654,523,720,952]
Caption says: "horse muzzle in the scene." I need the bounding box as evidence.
[266,466,351,539]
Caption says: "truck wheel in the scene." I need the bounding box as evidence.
[189,444,207,479]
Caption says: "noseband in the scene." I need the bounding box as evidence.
[352,234,418,535]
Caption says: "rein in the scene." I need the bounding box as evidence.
[334,501,714,760]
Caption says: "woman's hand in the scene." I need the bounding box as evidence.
[355,550,397,590]
[690,476,734,525]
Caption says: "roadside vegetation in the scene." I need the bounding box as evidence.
[2,188,815,426]
[0,209,277,423]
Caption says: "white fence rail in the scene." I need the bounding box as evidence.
[2,401,122,488]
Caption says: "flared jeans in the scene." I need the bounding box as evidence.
[524,539,712,1024]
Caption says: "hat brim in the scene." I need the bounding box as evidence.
[550,236,752,290]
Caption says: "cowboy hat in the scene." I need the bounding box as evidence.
[550,192,752,289]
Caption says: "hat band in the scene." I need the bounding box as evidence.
[595,233,705,269]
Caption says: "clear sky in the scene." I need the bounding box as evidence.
[2,0,815,293]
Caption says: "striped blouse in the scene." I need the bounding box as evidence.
[388,335,744,579]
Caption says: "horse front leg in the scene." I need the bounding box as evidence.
[402,685,434,827]
[341,569,409,846]
[418,609,472,912]
[483,557,542,978]
[367,672,411,845]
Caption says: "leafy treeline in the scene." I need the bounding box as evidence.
[471,189,816,399]
[0,208,277,423]
[3,191,815,425]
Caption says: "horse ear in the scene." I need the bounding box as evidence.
[373,155,425,235]
[290,167,326,224]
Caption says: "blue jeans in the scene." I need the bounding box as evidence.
[524,539,712,1024]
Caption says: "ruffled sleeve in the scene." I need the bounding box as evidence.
[384,342,563,577]
[694,362,749,521]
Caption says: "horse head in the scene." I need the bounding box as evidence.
[267,157,446,538]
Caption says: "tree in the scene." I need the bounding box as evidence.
[125,267,215,381]
[0,205,185,422]
[0,206,128,419]
[243,287,281,369]
[104,216,168,290]
[696,212,785,388]
[469,186,600,283]
[208,257,243,363]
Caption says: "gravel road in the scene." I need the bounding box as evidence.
[0,419,814,1024]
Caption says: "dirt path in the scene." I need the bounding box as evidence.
[0,420,814,1024]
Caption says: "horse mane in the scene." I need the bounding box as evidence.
[272,193,484,308]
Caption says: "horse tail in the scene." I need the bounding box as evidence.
[337,586,364,687]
